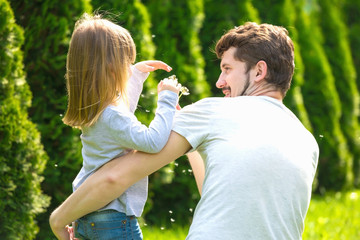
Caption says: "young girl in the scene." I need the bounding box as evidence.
[61,13,180,240]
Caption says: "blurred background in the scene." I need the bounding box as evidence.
[1,0,359,239]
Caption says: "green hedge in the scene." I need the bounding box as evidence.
[0,0,49,238]
[317,0,360,189]
[8,0,92,238]
[141,0,210,226]
[343,0,360,187]
[295,0,353,191]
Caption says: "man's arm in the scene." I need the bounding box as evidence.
[50,131,191,239]
[186,151,205,195]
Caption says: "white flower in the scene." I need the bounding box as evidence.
[162,75,190,99]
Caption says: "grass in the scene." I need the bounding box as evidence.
[303,190,360,240]
[141,190,360,240]
[142,225,189,240]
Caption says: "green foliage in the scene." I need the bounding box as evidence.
[0,0,49,238]
[143,0,210,105]
[145,158,200,226]
[294,0,353,191]
[342,0,360,187]
[8,0,92,238]
[317,0,360,189]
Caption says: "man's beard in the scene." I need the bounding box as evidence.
[239,73,251,96]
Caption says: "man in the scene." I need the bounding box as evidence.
[50,22,319,240]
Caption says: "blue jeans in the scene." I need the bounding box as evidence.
[74,210,143,240]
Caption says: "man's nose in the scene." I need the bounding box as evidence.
[216,74,226,89]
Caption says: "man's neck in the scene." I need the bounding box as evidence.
[245,83,283,102]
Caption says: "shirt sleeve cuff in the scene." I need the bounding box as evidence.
[131,65,150,83]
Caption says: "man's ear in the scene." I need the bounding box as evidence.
[254,60,267,82]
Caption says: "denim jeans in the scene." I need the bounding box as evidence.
[74,210,143,240]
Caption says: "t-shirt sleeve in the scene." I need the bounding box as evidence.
[172,99,211,151]
[108,90,178,153]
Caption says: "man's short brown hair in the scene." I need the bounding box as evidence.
[215,22,295,96]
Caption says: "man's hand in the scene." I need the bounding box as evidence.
[134,60,172,73]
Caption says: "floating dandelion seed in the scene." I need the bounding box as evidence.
[59,114,63,117]
[174,162,179,167]
[169,210,173,214]
[54,164,58,167]
[160,227,165,230]
[319,134,324,138]
[182,170,186,173]
[145,110,150,113]
[170,218,175,223]
[189,208,193,212]
[188,169,193,173]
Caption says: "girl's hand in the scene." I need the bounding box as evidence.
[157,79,181,95]
[134,60,172,73]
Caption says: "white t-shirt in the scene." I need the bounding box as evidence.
[173,96,319,240]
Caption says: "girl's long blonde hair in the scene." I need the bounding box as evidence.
[63,13,136,128]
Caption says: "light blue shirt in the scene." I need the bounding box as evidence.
[73,67,178,217]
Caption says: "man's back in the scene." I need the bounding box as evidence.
[173,96,319,240]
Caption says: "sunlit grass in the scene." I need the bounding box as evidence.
[142,190,360,239]
[142,224,189,240]
[303,190,360,240]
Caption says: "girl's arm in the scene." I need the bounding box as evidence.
[50,131,191,240]
[128,60,172,113]
[110,77,179,153]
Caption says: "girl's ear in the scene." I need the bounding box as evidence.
[254,60,267,82]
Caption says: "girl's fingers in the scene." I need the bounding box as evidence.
[146,61,172,72]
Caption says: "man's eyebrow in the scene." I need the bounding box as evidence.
[221,63,230,68]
